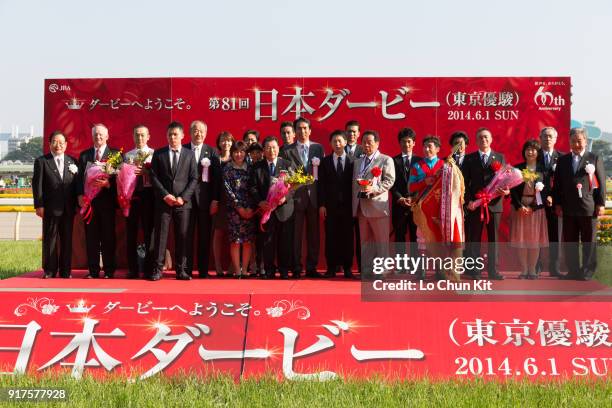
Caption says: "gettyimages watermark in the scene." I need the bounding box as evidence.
[360,242,612,302]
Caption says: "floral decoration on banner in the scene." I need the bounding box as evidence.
[14,297,59,317]
[266,300,311,320]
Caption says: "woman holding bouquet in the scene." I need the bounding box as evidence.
[212,131,234,276]
[223,141,256,277]
[510,140,549,279]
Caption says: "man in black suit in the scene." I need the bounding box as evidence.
[318,130,355,278]
[249,136,295,279]
[463,128,509,280]
[33,131,78,279]
[537,126,564,277]
[280,117,324,278]
[449,131,469,171]
[77,124,120,279]
[345,120,364,272]
[149,121,198,281]
[279,121,295,154]
[391,128,421,258]
[344,120,365,159]
[184,120,221,278]
[124,125,155,279]
[553,127,606,280]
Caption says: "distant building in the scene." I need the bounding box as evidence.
[0,125,35,160]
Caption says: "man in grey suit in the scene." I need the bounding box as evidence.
[352,130,396,277]
[281,117,325,278]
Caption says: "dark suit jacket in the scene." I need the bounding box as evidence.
[390,153,422,221]
[538,149,563,190]
[317,154,354,213]
[345,144,364,160]
[552,151,606,217]
[150,146,198,209]
[183,143,221,207]
[462,150,507,213]
[280,141,325,209]
[77,146,120,210]
[33,153,78,216]
[510,162,550,211]
[248,158,295,222]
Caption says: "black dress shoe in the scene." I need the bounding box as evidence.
[549,271,562,278]
[176,272,192,280]
[291,270,301,279]
[561,274,579,280]
[199,272,209,279]
[42,273,52,279]
[306,270,321,278]
[488,273,504,280]
[127,270,139,279]
[324,270,336,278]
[86,273,100,279]
[280,272,289,280]
[149,273,162,281]
[104,272,114,279]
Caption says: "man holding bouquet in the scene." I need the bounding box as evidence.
[352,130,395,277]
[77,124,120,279]
[462,128,508,280]
[249,136,295,279]
[123,125,154,279]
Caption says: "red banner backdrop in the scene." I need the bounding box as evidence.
[1,288,610,380]
[42,77,571,269]
[44,77,571,162]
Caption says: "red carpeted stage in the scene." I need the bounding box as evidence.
[0,269,610,380]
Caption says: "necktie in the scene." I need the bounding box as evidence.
[336,156,343,176]
[481,153,488,167]
[404,156,410,173]
[172,149,178,173]
[56,158,63,180]
[573,155,580,174]
[95,149,101,161]
[544,153,550,169]
[302,145,309,170]
[193,146,199,160]
[269,161,275,175]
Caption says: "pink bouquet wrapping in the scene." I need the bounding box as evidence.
[260,173,290,230]
[472,164,523,223]
[116,163,138,217]
[80,165,109,223]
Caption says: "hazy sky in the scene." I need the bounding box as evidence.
[1,0,611,134]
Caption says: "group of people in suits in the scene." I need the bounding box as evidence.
[33,119,606,282]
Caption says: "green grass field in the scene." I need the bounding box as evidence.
[0,240,41,279]
[0,374,609,407]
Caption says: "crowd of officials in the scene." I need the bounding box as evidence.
[32,119,606,281]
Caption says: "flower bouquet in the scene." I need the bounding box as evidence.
[117,150,151,217]
[260,167,314,230]
[80,149,123,223]
[472,163,523,223]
